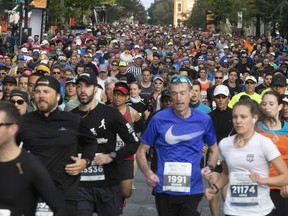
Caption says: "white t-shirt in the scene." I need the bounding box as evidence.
[219,132,280,216]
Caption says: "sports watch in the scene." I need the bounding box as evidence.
[109,151,117,159]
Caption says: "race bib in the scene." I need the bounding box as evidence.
[163,162,192,193]
[80,163,105,181]
[115,134,125,151]
[0,209,11,216]
[230,172,258,206]
[35,202,53,216]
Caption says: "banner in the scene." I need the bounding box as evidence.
[30,0,47,9]
[206,10,216,30]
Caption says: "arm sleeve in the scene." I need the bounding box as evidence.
[26,154,66,216]
[78,119,98,161]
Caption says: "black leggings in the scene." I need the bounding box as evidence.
[270,189,288,216]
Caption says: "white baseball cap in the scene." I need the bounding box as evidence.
[213,85,229,96]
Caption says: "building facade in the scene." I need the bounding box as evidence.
[173,0,195,27]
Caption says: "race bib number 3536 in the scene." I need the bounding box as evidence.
[163,162,192,193]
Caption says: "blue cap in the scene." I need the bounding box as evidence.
[17,54,25,61]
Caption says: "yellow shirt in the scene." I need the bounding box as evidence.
[228,92,262,108]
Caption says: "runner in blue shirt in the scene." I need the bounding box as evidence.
[137,75,218,216]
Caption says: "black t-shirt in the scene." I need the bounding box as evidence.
[17,109,97,201]
[72,103,140,187]
[0,150,65,216]
[209,107,234,143]
[116,72,136,84]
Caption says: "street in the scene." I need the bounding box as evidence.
[123,170,224,216]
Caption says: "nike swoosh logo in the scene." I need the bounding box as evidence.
[165,126,204,145]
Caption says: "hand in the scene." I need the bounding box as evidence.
[93,153,113,165]
[205,187,216,200]
[201,166,213,181]
[65,156,86,176]
[280,185,288,198]
[147,172,159,187]
[202,145,208,153]
[249,171,263,184]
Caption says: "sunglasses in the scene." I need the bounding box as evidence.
[37,70,48,74]
[53,71,61,74]
[215,77,223,79]
[170,75,192,86]
[245,81,255,85]
[10,99,25,105]
[214,95,228,99]
[154,82,163,85]
[241,56,248,59]
[83,56,90,58]
[112,64,118,66]
[0,72,7,75]
[0,122,15,127]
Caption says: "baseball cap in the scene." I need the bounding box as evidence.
[17,55,25,61]
[152,47,158,50]
[58,56,67,62]
[134,45,140,49]
[0,55,3,59]
[2,76,17,85]
[168,42,173,46]
[271,74,287,87]
[213,85,229,96]
[33,51,40,56]
[161,89,171,99]
[201,44,207,47]
[21,47,28,53]
[65,77,77,85]
[245,76,257,84]
[41,40,49,46]
[36,64,50,74]
[76,69,97,85]
[283,94,288,103]
[153,76,164,82]
[134,54,143,60]
[35,76,60,94]
[223,45,229,49]
[113,82,130,95]
[10,89,29,104]
[119,61,127,67]
[99,64,107,72]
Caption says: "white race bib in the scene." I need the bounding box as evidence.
[230,172,258,206]
[163,162,192,193]
[0,209,11,216]
[80,163,105,181]
[35,202,53,216]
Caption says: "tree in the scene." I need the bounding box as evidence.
[184,0,210,29]
[105,0,147,23]
[147,0,173,25]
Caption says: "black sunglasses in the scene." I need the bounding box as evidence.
[11,99,25,105]
[214,95,228,99]
[215,77,223,79]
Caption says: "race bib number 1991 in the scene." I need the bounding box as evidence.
[163,162,192,193]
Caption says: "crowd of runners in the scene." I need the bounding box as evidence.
[0,22,288,216]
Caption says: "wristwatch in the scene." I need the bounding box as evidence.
[109,152,117,160]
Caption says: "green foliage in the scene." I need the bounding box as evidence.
[184,0,210,29]
[106,0,147,23]
[147,0,173,25]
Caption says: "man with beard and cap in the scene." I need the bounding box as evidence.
[17,76,98,216]
[71,69,140,216]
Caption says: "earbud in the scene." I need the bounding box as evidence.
[252,119,256,124]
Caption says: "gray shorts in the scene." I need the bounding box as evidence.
[77,185,122,216]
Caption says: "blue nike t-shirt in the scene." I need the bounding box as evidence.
[142,107,216,195]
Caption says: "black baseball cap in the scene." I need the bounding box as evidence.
[2,76,17,85]
[35,76,60,93]
[76,69,97,85]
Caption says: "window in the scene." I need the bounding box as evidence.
[178,3,181,12]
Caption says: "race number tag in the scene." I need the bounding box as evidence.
[35,202,53,216]
[163,162,192,193]
[0,209,11,216]
[230,172,258,206]
[115,134,125,151]
[80,162,105,181]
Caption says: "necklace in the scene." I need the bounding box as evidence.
[234,131,255,148]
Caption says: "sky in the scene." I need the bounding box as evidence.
[141,0,154,10]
